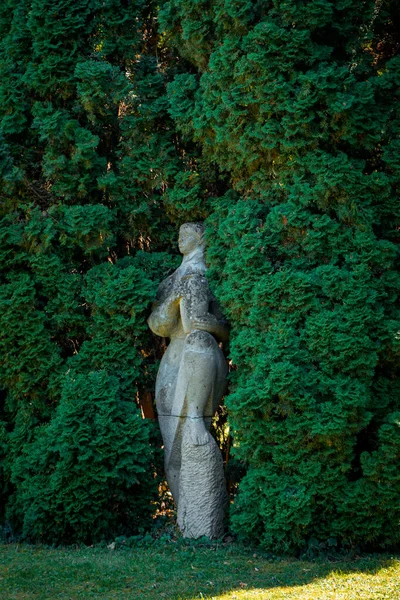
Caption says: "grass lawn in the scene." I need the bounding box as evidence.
[1,541,399,599]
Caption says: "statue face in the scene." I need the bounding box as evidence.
[178,225,202,255]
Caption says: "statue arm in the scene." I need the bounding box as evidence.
[180,275,230,343]
[191,313,230,343]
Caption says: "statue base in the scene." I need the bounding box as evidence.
[177,426,227,539]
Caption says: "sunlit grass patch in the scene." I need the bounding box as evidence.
[197,562,400,599]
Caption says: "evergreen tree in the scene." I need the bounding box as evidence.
[10,370,156,543]
[0,0,200,540]
[2,0,399,551]
[161,0,400,551]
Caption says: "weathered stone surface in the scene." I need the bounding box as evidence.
[148,223,228,538]
[178,428,226,539]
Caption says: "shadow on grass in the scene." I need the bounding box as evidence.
[0,542,398,599]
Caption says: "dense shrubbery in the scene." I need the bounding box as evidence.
[10,370,156,543]
[161,0,400,551]
[0,0,188,542]
[1,0,399,550]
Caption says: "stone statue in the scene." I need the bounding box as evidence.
[148,223,229,538]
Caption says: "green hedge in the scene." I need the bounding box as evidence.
[162,0,400,551]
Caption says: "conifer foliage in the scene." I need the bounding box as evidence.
[0,0,186,541]
[10,370,154,543]
[1,0,400,551]
[161,0,400,551]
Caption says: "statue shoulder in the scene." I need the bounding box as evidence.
[181,271,208,286]
[180,262,206,277]
[180,271,210,299]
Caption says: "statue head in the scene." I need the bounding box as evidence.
[178,222,205,256]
